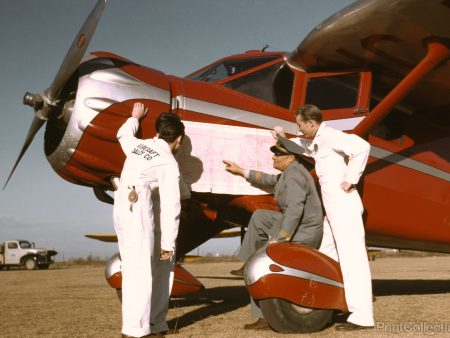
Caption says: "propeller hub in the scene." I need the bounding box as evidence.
[23,92,43,110]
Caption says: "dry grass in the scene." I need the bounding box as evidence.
[1,256,450,337]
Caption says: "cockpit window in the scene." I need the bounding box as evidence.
[223,62,294,109]
[187,56,280,82]
[305,73,359,110]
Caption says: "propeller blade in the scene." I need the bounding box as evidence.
[3,116,45,190]
[47,0,107,100]
[4,1,107,190]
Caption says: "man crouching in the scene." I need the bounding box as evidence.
[223,140,323,330]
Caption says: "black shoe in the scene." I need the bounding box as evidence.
[243,318,270,330]
[152,328,178,335]
[335,322,374,331]
[230,264,245,277]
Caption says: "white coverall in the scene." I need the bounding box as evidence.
[113,117,181,337]
[292,122,374,327]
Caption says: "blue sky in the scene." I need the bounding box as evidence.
[0,0,354,259]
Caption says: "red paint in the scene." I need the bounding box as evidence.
[106,264,204,297]
[354,42,450,138]
[248,243,347,311]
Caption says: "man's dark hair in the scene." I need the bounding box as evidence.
[295,104,323,123]
[155,112,185,143]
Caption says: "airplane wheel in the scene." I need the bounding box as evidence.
[24,258,37,270]
[260,298,333,333]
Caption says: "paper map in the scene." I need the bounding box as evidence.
[176,121,279,195]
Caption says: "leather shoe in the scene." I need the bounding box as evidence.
[159,328,179,335]
[335,322,374,331]
[230,265,245,277]
[243,318,270,330]
[152,328,179,335]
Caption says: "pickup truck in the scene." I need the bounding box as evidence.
[0,239,57,270]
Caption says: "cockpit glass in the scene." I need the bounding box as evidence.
[305,73,360,110]
[187,56,280,82]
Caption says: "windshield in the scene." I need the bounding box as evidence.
[305,73,360,110]
[187,56,280,82]
[19,241,32,249]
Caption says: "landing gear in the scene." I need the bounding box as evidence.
[260,298,333,333]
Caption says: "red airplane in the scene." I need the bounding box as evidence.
[4,0,450,333]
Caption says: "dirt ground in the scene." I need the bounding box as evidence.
[1,256,450,338]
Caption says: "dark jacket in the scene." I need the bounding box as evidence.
[247,161,323,248]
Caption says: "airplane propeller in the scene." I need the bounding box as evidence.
[3,0,107,190]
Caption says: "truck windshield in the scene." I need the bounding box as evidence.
[19,241,32,249]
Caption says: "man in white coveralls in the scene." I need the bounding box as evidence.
[274,104,374,331]
[113,102,185,338]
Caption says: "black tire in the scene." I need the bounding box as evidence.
[39,264,49,269]
[260,298,333,333]
[24,258,37,270]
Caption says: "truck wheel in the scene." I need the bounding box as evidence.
[260,298,333,333]
[24,258,37,270]
[39,264,49,269]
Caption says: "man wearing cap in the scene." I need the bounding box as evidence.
[223,141,323,330]
[273,104,373,332]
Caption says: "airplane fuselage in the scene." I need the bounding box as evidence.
[43,49,449,255]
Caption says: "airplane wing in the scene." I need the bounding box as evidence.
[85,234,118,243]
[286,0,450,110]
[213,229,241,238]
[86,228,242,243]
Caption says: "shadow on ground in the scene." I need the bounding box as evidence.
[373,279,450,296]
[169,285,249,330]
[168,279,450,330]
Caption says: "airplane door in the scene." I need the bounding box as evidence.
[5,242,20,264]
[296,71,371,131]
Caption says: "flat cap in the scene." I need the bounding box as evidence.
[275,134,305,157]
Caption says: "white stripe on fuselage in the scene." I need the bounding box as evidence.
[174,95,366,134]
[370,146,450,182]
[178,95,449,182]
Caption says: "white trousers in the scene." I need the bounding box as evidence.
[318,186,374,327]
[113,185,174,337]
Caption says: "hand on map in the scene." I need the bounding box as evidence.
[223,160,244,177]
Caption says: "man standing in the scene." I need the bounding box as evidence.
[113,102,185,338]
[274,104,373,331]
[223,140,323,330]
